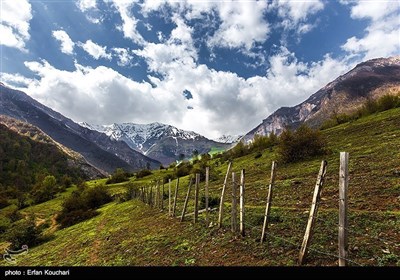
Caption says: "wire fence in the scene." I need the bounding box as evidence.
[128,158,400,266]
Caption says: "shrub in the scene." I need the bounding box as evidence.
[106,168,129,184]
[83,186,112,209]
[278,124,327,163]
[56,209,98,229]
[254,151,262,159]
[56,186,111,228]
[176,162,192,177]
[0,215,11,234]
[5,217,42,250]
[199,195,220,209]
[136,169,153,179]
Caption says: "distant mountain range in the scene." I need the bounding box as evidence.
[243,56,400,142]
[213,134,243,144]
[80,122,232,166]
[0,83,160,174]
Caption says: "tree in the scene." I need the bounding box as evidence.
[278,124,327,163]
[192,149,199,159]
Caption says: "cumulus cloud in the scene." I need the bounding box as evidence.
[76,0,97,12]
[106,0,145,45]
[0,72,34,88]
[112,47,133,66]
[3,45,352,139]
[78,40,112,60]
[207,1,270,50]
[0,0,32,51]
[52,30,75,55]
[274,0,324,34]
[141,0,270,51]
[341,0,400,60]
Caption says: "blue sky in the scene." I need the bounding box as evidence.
[1,0,399,139]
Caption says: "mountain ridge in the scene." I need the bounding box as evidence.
[0,84,161,173]
[80,121,231,165]
[243,56,400,142]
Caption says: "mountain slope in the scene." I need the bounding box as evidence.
[243,56,400,142]
[0,84,160,173]
[81,122,231,165]
[0,115,104,179]
[7,107,400,266]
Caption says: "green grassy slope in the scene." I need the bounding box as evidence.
[2,108,400,266]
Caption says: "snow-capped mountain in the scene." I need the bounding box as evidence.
[0,84,161,174]
[214,134,243,144]
[80,122,231,165]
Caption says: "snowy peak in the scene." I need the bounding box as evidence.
[79,121,231,165]
[79,122,204,153]
[214,134,243,144]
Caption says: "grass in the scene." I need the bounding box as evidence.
[1,107,400,266]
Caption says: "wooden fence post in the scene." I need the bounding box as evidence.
[161,182,165,210]
[172,178,179,216]
[205,167,209,226]
[261,161,277,244]
[218,161,232,228]
[180,178,193,222]
[339,152,349,267]
[231,172,238,234]
[149,186,153,206]
[298,160,328,265]
[168,179,172,216]
[194,173,200,223]
[156,181,160,208]
[239,169,245,237]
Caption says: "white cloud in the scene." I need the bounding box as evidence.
[76,0,97,12]
[207,1,270,50]
[52,30,75,55]
[341,0,400,60]
[274,0,324,34]
[0,72,34,88]
[106,0,145,45]
[78,40,112,60]
[141,0,270,51]
[0,0,32,51]
[6,45,353,139]
[112,47,133,66]
[349,0,399,21]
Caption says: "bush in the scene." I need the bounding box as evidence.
[136,169,153,179]
[106,168,129,184]
[56,186,111,228]
[5,217,42,250]
[321,93,400,130]
[278,124,327,163]
[83,186,112,209]
[254,151,262,159]
[176,162,192,177]
[199,195,220,209]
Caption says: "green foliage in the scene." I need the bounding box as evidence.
[220,133,279,161]
[56,185,111,228]
[136,169,153,179]
[278,124,327,163]
[0,124,84,206]
[321,93,400,129]
[199,195,220,209]
[106,168,129,184]
[5,217,42,250]
[32,175,59,204]
[176,162,192,177]
[0,215,11,233]
[254,151,262,159]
